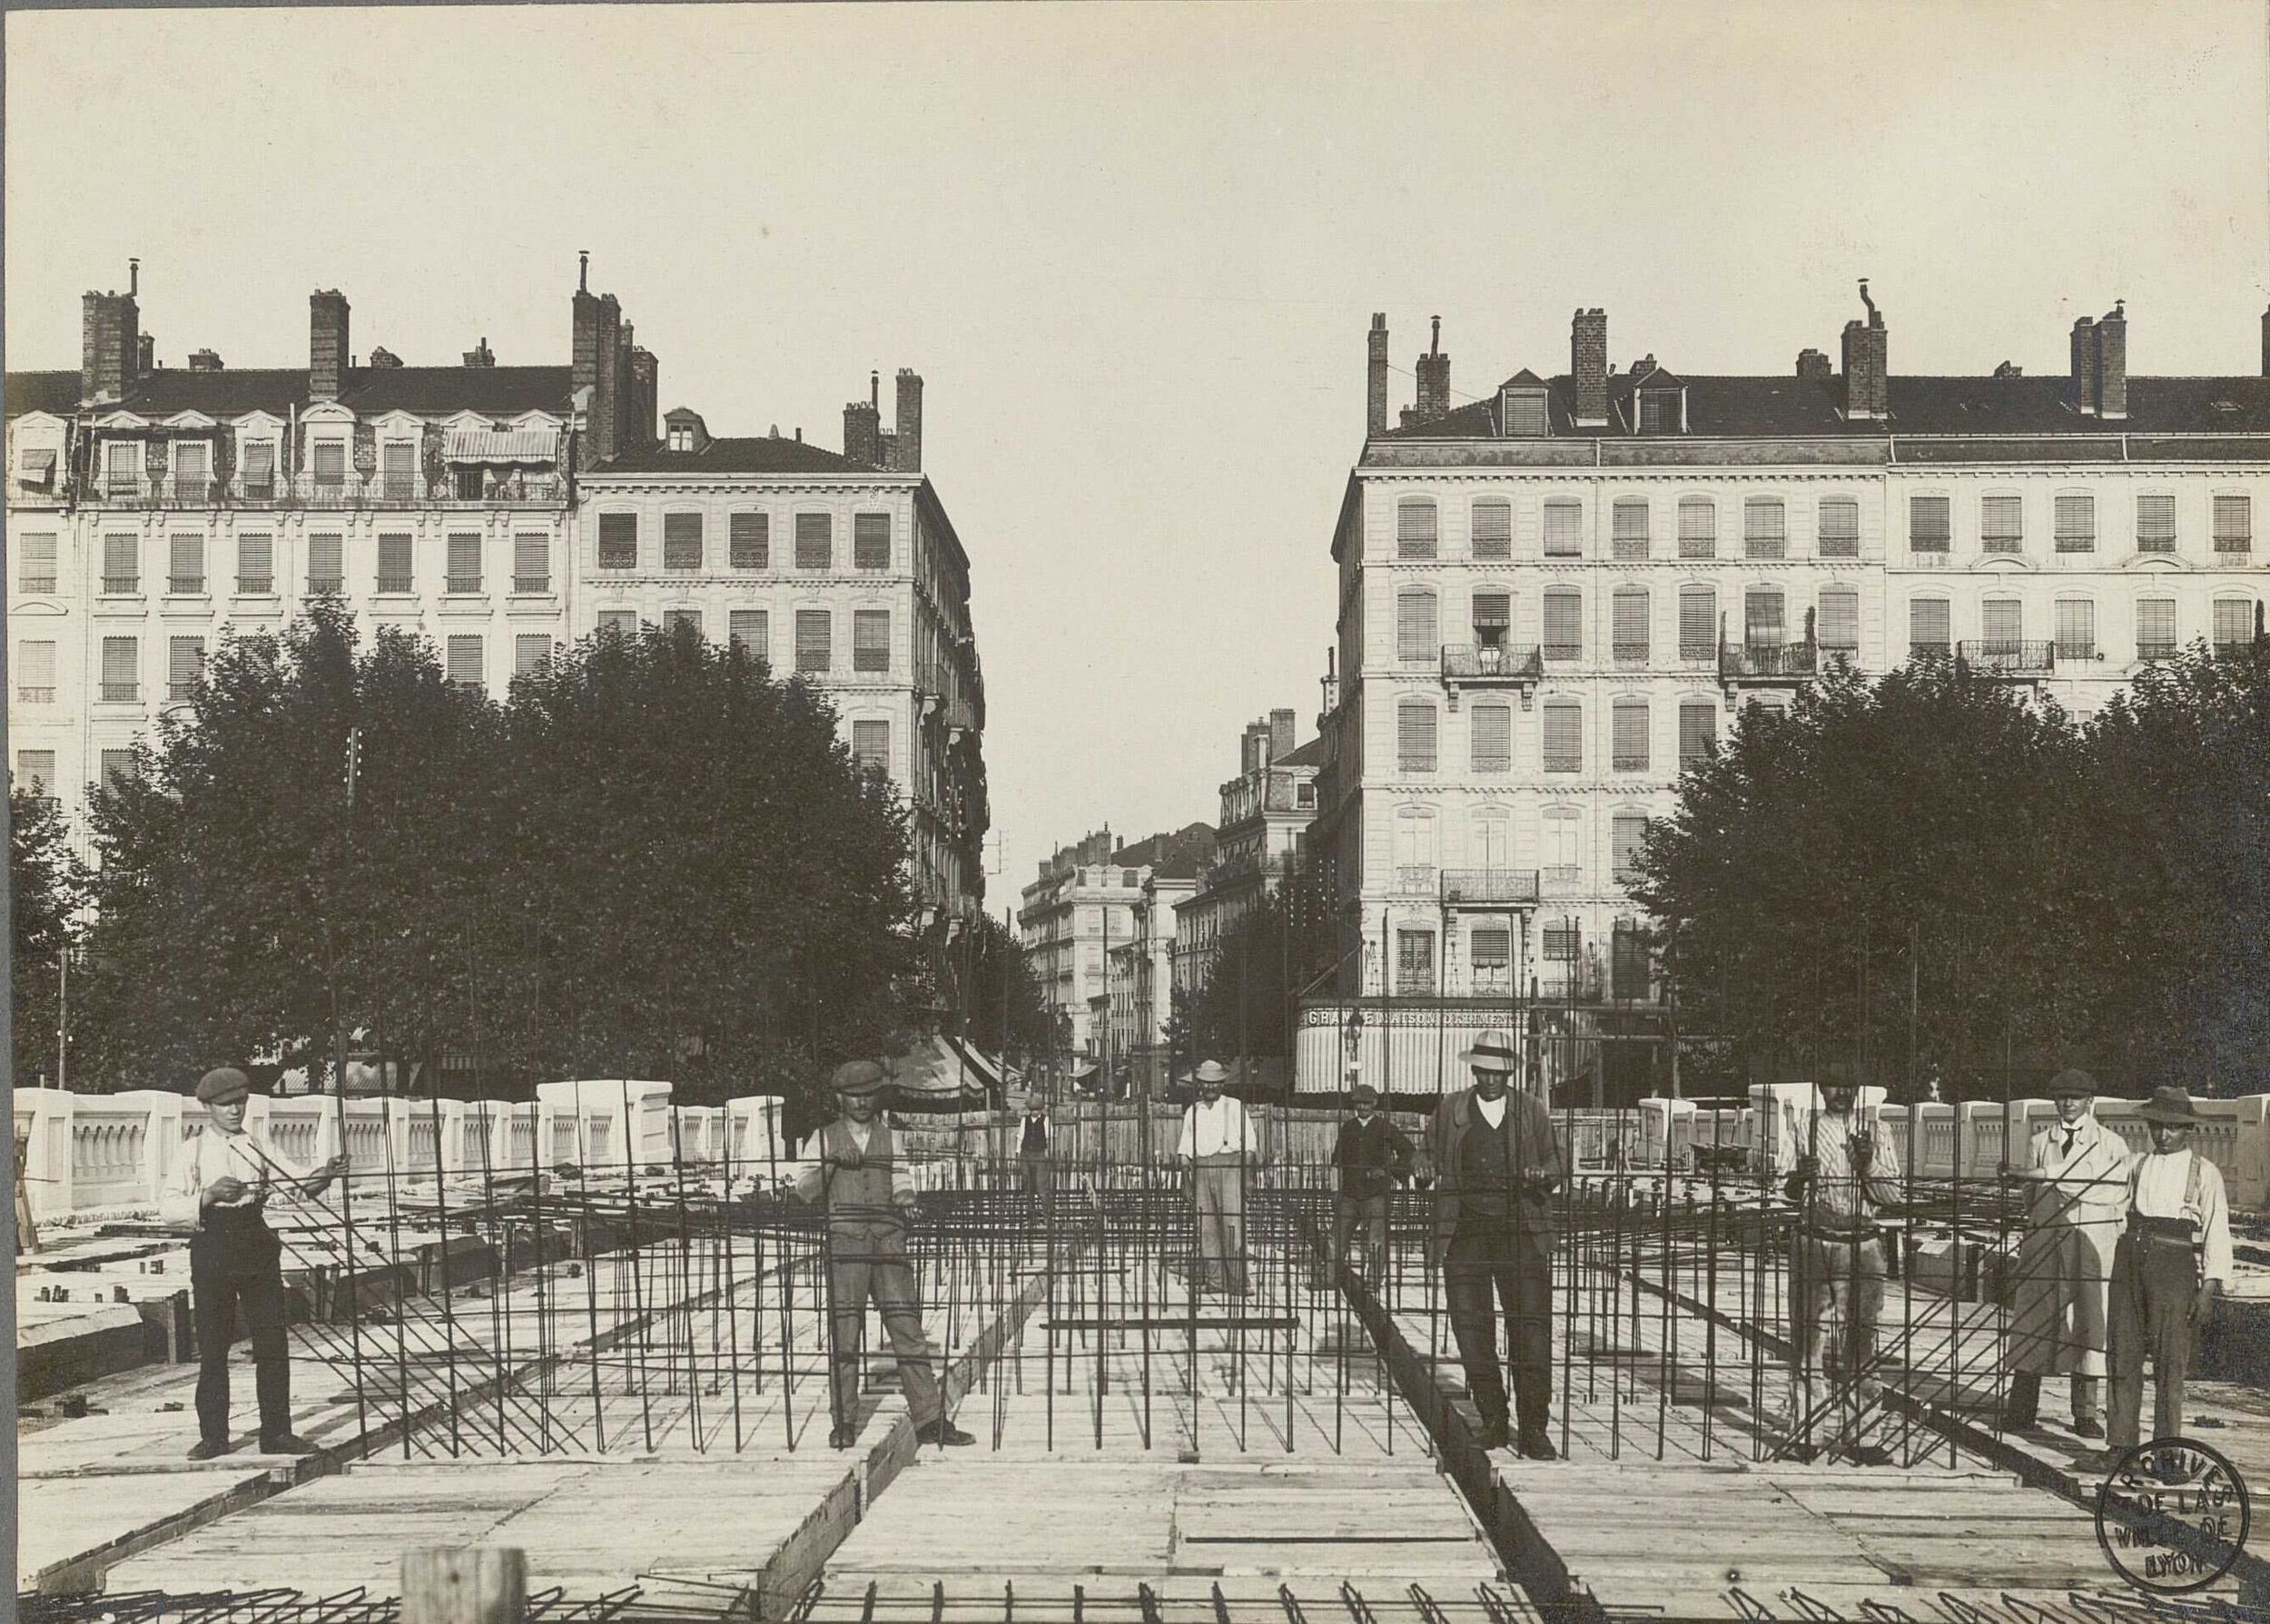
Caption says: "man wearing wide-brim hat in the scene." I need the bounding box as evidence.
[157,1067,349,1459]
[793,1059,974,1450]
[2092,1085,2233,1463]
[2002,1068,2127,1438]
[1414,1029,1564,1458]
[1173,1059,1264,1294]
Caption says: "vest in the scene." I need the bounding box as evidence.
[818,1118,907,1245]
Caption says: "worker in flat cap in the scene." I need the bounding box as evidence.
[2002,1068,2127,1438]
[1414,1029,1565,1458]
[2090,1086,2233,1466]
[1315,1082,1412,1289]
[794,1058,974,1450]
[1174,1059,1264,1294]
[157,1067,349,1459]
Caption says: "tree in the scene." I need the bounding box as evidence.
[1180,863,1338,1068]
[11,787,89,1088]
[959,912,1051,1073]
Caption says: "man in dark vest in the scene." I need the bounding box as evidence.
[794,1058,975,1451]
[1416,1029,1564,1458]
[1019,1102,1052,1197]
[1315,1083,1411,1288]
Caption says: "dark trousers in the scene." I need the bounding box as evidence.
[1321,1192,1389,1284]
[1445,1222,1553,1434]
[1787,1232,1887,1448]
[825,1236,941,1432]
[2107,1229,2198,1448]
[190,1224,292,1445]
[1020,1152,1052,1196]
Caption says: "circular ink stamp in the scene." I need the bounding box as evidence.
[2093,1437,2251,1594]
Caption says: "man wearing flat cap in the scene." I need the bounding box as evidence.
[1316,1083,1411,1289]
[2096,1086,2233,1462]
[1415,1029,1564,1458]
[158,1067,348,1459]
[794,1058,973,1450]
[2002,1068,2127,1438]
[1175,1059,1263,1295]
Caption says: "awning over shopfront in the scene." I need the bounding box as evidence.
[884,1035,994,1112]
[445,428,558,463]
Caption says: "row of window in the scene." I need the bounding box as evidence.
[1387,491,2258,561]
[594,511,892,573]
[1390,803,1653,889]
[1394,696,1719,776]
[61,532,556,598]
[1384,919,1649,996]
[589,607,895,675]
[1392,583,2260,665]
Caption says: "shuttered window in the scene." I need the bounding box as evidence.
[1981,495,2023,551]
[167,636,204,701]
[1471,499,1512,560]
[1612,699,1649,771]
[598,512,638,569]
[515,635,555,677]
[2135,495,2176,552]
[103,533,138,594]
[1744,588,1785,646]
[2213,598,2255,653]
[663,512,703,570]
[1543,500,1583,557]
[1677,497,1716,559]
[795,513,833,570]
[168,533,204,594]
[731,512,769,569]
[1818,497,1860,557]
[311,441,346,485]
[1393,807,1436,869]
[597,610,637,638]
[1981,598,2022,651]
[513,533,549,593]
[1471,812,1511,869]
[1543,806,1580,877]
[1470,703,1512,773]
[446,533,482,594]
[1819,586,1860,652]
[1542,589,1582,660]
[239,440,276,495]
[1612,498,1650,560]
[1612,588,1649,663]
[445,636,483,690]
[2213,495,2252,554]
[15,751,56,798]
[99,750,138,791]
[1502,390,1547,435]
[104,441,140,495]
[1542,700,1581,773]
[18,534,57,594]
[2054,597,2095,660]
[1471,590,1510,630]
[1396,589,1438,664]
[226,533,269,595]
[1678,586,1717,661]
[1397,499,1437,560]
[377,534,414,594]
[100,635,138,702]
[853,720,891,774]
[2137,597,2176,658]
[1678,701,1717,771]
[2055,494,2095,552]
[1470,927,1511,967]
[1542,924,1578,962]
[854,513,891,570]
[1744,497,1786,558]
[1908,496,1950,551]
[854,609,891,672]
[1910,597,1951,659]
[16,641,56,704]
[308,534,344,594]
[379,440,415,497]
[1397,703,1436,773]
[664,609,703,638]
[795,611,832,672]
[1612,813,1648,885]
[729,610,768,663]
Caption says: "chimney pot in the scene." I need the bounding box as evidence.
[1571,308,1608,427]
[1796,347,1832,381]
[1366,313,1390,437]
[1841,287,1889,419]
[129,258,139,297]
[310,289,351,401]
[188,348,224,372]
[578,251,589,293]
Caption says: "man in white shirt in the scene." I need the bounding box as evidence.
[1175,1059,1262,1294]
[2002,1068,2127,1438]
[2100,1086,2233,1460]
[159,1067,347,1459]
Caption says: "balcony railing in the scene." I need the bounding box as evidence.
[445,576,484,595]
[20,574,57,595]
[1441,643,1544,683]
[101,576,140,595]
[99,683,139,703]
[307,576,345,596]
[1719,640,1818,683]
[1441,868,1541,906]
[168,576,205,595]
[375,575,415,595]
[16,686,54,704]
[1957,639,2054,677]
[512,576,551,595]
[237,576,274,595]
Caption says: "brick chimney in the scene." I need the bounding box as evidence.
[1268,707,1297,765]
[1367,313,1389,436]
[460,338,493,368]
[628,343,658,448]
[2070,315,2098,415]
[80,270,141,406]
[138,334,156,373]
[887,369,923,473]
[1240,719,1273,774]
[188,349,224,372]
[1413,317,1450,420]
[1795,348,1831,381]
[844,370,883,467]
[310,290,350,400]
[1571,308,1607,428]
[1839,280,1888,420]
[2095,300,2127,420]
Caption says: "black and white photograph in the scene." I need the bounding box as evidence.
[5,3,2267,1619]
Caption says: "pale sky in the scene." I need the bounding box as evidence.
[9,2,2267,901]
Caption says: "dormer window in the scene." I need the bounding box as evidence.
[1637,388,1684,434]
[104,440,141,496]
[312,441,347,487]
[1497,370,1549,437]
[668,423,696,453]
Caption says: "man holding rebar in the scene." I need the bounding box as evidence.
[1416,1029,1564,1459]
[159,1066,348,1460]
[794,1058,975,1451]
[1175,1059,1263,1295]
[2000,1068,2126,1439]
[1315,1083,1412,1289]
[1777,1073,1901,1465]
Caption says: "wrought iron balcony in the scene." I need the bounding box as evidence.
[1718,639,1818,684]
[1957,639,2054,677]
[1441,868,1541,907]
[1440,642,1544,711]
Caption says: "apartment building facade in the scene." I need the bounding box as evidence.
[1173,708,1322,1004]
[1020,822,1214,1067]
[1306,292,2270,1088]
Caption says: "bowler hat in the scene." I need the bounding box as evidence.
[1351,1083,1380,1105]
[2047,1068,2098,1100]
[196,1067,252,1106]
[1458,1029,1519,1075]
[2135,1085,2203,1126]
[830,1059,892,1098]
[1193,1060,1230,1085]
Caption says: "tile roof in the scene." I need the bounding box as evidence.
[5,372,84,418]
[1275,735,1327,769]
[7,366,573,421]
[591,436,878,476]
[1111,822,1217,870]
